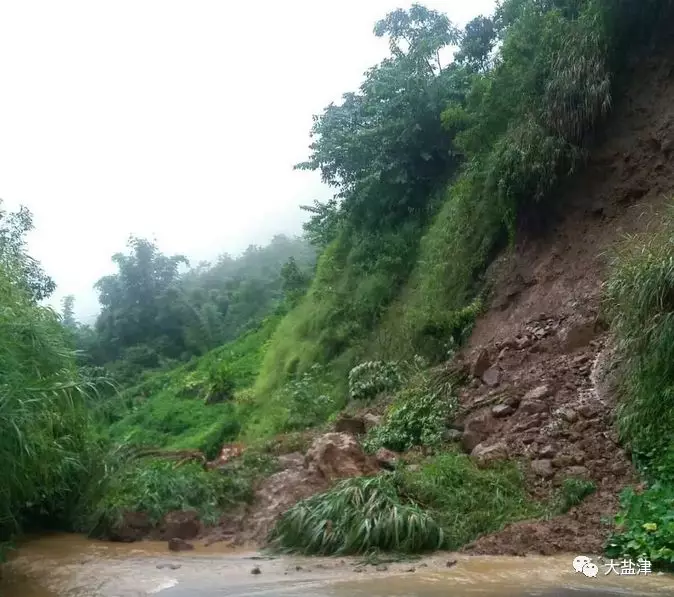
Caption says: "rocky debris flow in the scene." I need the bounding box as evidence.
[456,313,636,556]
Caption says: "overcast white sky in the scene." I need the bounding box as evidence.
[0,0,495,322]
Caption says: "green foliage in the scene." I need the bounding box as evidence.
[606,483,674,571]
[364,372,456,452]
[602,205,674,570]
[348,361,404,401]
[0,201,55,301]
[552,477,596,514]
[87,459,239,535]
[270,474,445,555]
[603,207,674,461]
[0,205,97,544]
[400,451,542,549]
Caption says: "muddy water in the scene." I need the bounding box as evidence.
[2,534,674,597]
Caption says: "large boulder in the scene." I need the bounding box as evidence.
[305,432,379,481]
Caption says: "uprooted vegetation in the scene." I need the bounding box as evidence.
[4,0,674,566]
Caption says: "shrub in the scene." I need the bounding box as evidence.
[86,459,246,536]
[605,483,674,571]
[269,474,445,555]
[363,373,456,452]
[348,360,405,401]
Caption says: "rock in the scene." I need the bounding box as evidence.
[407,464,421,472]
[482,366,501,387]
[519,401,549,416]
[492,404,515,418]
[169,564,181,570]
[375,565,389,572]
[577,404,599,419]
[505,395,521,408]
[464,411,497,437]
[461,430,482,453]
[553,454,574,468]
[160,510,200,541]
[251,566,261,575]
[354,567,365,573]
[572,452,586,465]
[446,559,458,568]
[363,413,382,430]
[471,442,508,466]
[557,407,578,424]
[109,511,152,542]
[531,459,554,479]
[566,466,590,479]
[515,336,532,350]
[375,448,398,470]
[168,538,194,552]
[443,428,463,443]
[523,385,551,401]
[471,349,491,378]
[305,432,379,481]
[539,445,557,459]
[558,321,596,353]
[334,414,366,436]
[405,567,416,572]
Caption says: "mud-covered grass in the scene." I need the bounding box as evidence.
[270,450,540,555]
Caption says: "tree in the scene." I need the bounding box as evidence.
[93,236,189,362]
[0,201,55,301]
[455,16,497,72]
[295,5,465,231]
[61,295,77,329]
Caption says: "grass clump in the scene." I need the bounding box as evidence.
[269,474,445,555]
[400,451,541,550]
[552,478,596,514]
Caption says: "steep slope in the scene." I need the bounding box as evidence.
[453,46,674,555]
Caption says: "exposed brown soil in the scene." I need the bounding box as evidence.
[455,47,674,556]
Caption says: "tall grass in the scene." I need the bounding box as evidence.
[603,205,674,462]
[0,266,96,547]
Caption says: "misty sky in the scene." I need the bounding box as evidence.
[0,0,495,322]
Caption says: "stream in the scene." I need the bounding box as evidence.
[2,534,674,597]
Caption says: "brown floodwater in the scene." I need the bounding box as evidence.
[2,533,674,597]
